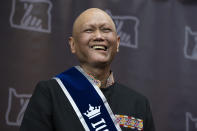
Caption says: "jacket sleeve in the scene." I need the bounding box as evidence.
[20,81,53,131]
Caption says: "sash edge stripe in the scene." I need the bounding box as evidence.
[53,77,90,131]
[75,66,122,131]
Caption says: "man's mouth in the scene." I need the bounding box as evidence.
[91,45,107,51]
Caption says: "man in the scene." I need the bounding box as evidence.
[20,8,155,131]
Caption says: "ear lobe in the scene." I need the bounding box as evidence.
[69,37,76,54]
[116,36,120,52]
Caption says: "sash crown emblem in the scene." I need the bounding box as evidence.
[84,104,101,119]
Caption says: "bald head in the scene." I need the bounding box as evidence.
[72,8,116,37]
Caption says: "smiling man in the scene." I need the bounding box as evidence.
[69,8,120,89]
[20,8,155,131]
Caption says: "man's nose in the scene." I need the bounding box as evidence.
[94,30,103,38]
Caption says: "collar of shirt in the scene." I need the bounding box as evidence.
[79,66,115,88]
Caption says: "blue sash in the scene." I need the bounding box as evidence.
[53,66,121,131]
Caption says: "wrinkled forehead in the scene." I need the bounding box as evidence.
[72,8,116,35]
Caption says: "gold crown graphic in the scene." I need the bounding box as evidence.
[83,104,101,119]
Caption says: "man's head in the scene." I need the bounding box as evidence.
[69,8,120,68]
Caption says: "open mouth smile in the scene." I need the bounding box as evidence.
[90,45,107,51]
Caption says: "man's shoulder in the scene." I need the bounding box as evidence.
[113,82,148,102]
[33,79,60,95]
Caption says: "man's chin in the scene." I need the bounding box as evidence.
[90,60,111,68]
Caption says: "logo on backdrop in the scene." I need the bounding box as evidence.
[186,112,197,131]
[10,0,53,33]
[184,26,197,60]
[5,88,31,126]
[106,10,140,48]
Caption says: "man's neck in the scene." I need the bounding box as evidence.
[80,64,110,88]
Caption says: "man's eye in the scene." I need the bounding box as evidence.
[84,29,93,33]
[102,28,111,32]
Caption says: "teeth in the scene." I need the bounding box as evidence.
[92,45,106,50]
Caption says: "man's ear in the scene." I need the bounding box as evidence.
[116,36,120,52]
[68,37,76,54]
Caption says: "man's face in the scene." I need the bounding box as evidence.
[69,9,120,68]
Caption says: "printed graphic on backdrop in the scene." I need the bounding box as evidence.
[10,0,52,33]
[186,112,197,131]
[106,10,139,48]
[5,88,31,126]
[184,26,197,60]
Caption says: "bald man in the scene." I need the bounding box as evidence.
[20,8,155,131]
